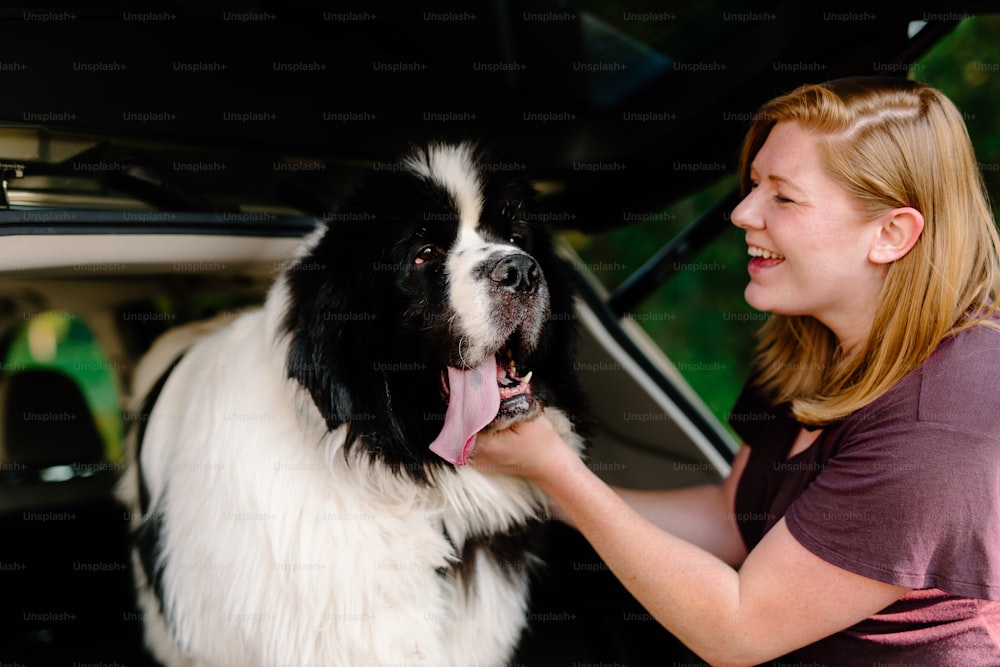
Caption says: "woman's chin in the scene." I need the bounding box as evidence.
[743,286,774,314]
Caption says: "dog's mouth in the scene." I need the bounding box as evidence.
[428,341,540,466]
[438,343,539,420]
[494,344,536,421]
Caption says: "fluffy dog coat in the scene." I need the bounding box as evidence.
[116,142,587,666]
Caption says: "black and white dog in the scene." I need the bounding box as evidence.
[116,141,588,666]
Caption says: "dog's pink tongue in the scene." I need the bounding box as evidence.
[429,356,500,466]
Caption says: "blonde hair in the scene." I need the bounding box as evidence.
[742,76,1000,425]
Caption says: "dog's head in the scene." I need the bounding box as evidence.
[281,141,585,479]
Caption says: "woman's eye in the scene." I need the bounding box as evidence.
[414,245,442,265]
[772,194,793,204]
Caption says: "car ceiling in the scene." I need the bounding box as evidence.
[0,2,986,236]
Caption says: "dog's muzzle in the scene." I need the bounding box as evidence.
[429,251,550,465]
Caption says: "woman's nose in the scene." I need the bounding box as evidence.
[730,190,762,230]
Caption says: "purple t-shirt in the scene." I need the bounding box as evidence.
[729,321,1000,665]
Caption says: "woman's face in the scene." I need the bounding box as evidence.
[730,121,888,347]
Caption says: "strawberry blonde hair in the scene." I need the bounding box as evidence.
[741,76,1000,425]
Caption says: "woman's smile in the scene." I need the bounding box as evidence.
[747,244,785,274]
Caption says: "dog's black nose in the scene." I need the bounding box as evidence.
[490,253,541,293]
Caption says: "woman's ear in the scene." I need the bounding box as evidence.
[868,207,925,265]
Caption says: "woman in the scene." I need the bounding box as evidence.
[471,76,1000,665]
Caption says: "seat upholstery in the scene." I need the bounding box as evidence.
[0,368,105,477]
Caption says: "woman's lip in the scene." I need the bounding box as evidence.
[748,256,785,275]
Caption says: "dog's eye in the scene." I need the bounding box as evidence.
[414,245,442,265]
[509,233,526,248]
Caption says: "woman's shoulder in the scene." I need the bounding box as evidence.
[920,318,1000,401]
[868,318,1000,429]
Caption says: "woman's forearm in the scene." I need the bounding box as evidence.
[612,484,747,567]
[533,453,750,663]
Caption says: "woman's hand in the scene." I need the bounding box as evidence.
[470,412,578,482]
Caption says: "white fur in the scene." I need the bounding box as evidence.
[446,227,533,367]
[403,142,484,233]
[115,274,583,667]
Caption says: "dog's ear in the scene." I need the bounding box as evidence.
[280,221,384,432]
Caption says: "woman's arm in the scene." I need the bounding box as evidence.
[608,443,750,567]
[471,415,909,667]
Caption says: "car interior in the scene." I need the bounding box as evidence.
[0,2,995,664]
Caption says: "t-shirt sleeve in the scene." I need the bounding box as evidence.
[785,403,1000,601]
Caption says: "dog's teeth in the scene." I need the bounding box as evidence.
[521,371,532,384]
